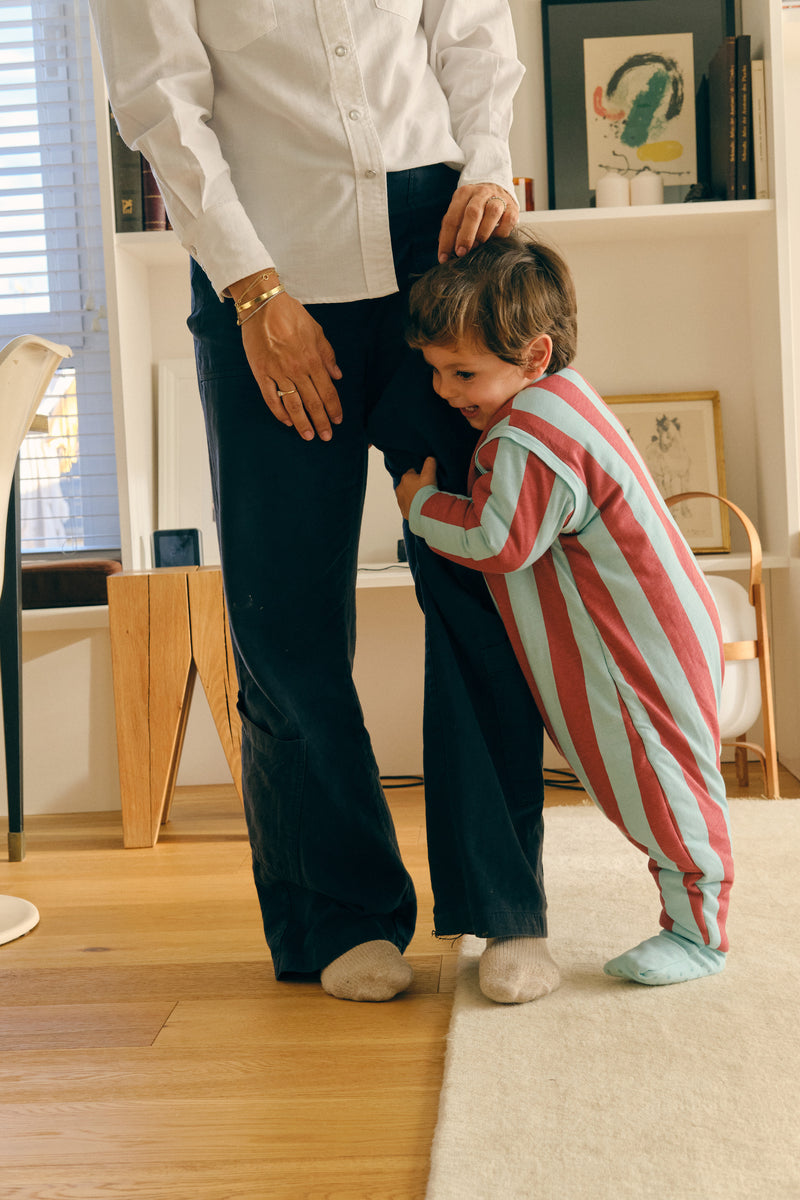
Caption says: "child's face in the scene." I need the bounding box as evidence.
[422,338,546,431]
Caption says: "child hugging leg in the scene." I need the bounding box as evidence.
[394,231,733,998]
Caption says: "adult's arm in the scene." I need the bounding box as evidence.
[88,0,341,441]
[424,0,525,259]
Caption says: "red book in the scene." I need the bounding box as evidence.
[141,158,169,230]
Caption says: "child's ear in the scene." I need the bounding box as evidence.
[524,335,553,379]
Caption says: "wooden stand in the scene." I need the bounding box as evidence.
[107,567,242,847]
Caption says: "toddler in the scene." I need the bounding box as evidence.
[396,233,733,995]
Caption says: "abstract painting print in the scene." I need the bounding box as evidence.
[584,33,698,189]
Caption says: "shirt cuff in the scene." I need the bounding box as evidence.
[458,136,516,199]
[179,200,275,298]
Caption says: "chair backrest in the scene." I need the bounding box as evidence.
[666,490,779,797]
[0,335,72,593]
[704,574,761,738]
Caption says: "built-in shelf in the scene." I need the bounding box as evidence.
[116,199,774,268]
[22,605,110,632]
[356,563,414,588]
[115,229,187,267]
[19,554,788,632]
[19,571,414,634]
[523,200,774,244]
[698,553,789,574]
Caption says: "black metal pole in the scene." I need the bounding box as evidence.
[1,461,24,860]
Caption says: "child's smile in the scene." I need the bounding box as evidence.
[422,338,547,431]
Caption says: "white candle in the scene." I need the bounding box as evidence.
[595,171,630,207]
[630,168,664,206]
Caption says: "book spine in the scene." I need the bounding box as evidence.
[708,37,737,201]
[108,106,143,232]
[725,41,737,200]
[751,60,769,199]
[735,34,751,199]
[141,158,169,231]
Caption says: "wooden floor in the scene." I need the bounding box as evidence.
[1,763,796,1200]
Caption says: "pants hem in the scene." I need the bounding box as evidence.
[432,911,549,940]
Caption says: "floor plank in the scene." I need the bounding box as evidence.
[1,1159,430,1200]
[0,1001,175,1051]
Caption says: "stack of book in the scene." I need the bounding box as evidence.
[707,35,769,201]
[109,108,172,232]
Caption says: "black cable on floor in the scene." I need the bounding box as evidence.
[380,771,584,792]
[544,768,584,791]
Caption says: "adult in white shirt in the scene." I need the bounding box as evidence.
[90,0,551,1002]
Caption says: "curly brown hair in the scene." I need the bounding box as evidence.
[405,231,577,374]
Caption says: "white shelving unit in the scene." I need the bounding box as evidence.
[90,1,800,771]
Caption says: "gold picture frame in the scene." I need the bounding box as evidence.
[605,391,730,553]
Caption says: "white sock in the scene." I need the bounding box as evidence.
[479,937,561,1004]
[320,940,413,1002]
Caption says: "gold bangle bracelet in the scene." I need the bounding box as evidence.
[235,283,284,313]
[236,284,286,325]
[235,283,284,316]
[235,268,277,305]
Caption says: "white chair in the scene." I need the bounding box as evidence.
[666,491,779,798]
[0,334,72,945]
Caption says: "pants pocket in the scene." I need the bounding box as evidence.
[239,706,307,887]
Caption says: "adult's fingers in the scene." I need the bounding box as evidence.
[437,183,519,262]
[240,292,343,440]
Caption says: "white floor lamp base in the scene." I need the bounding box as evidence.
[0,894,39,946]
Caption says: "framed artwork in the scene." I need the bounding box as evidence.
[541,0,736,209]
[605,390,730,553]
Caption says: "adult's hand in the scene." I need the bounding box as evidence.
[437,182,519,263]
[233,276,343,441]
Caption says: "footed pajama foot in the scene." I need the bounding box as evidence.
[604,930,726,986]
[321,940,413,1002]
[479,937,561,1004]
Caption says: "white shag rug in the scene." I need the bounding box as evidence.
[426,799,800,1200]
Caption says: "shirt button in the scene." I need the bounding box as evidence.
[365,169,377,179]
[348,109,361,121]
[335,44,347,57]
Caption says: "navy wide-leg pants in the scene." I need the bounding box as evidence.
[188,166,547,977]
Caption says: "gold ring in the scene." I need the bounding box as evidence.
[277,388,296,398]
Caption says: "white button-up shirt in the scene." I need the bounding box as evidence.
[89,0,524,302]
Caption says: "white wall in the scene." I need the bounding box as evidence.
[18,618,120,814]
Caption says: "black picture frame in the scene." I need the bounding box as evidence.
[541,0,736,209]
[151,527,204,568]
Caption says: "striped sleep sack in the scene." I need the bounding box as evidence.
[409,367,733,951]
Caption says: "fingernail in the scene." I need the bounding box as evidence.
[438,253,448,263]
[321,430,332,441]
[302,430,314,441]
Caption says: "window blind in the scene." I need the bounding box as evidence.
[0,0,119,554]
